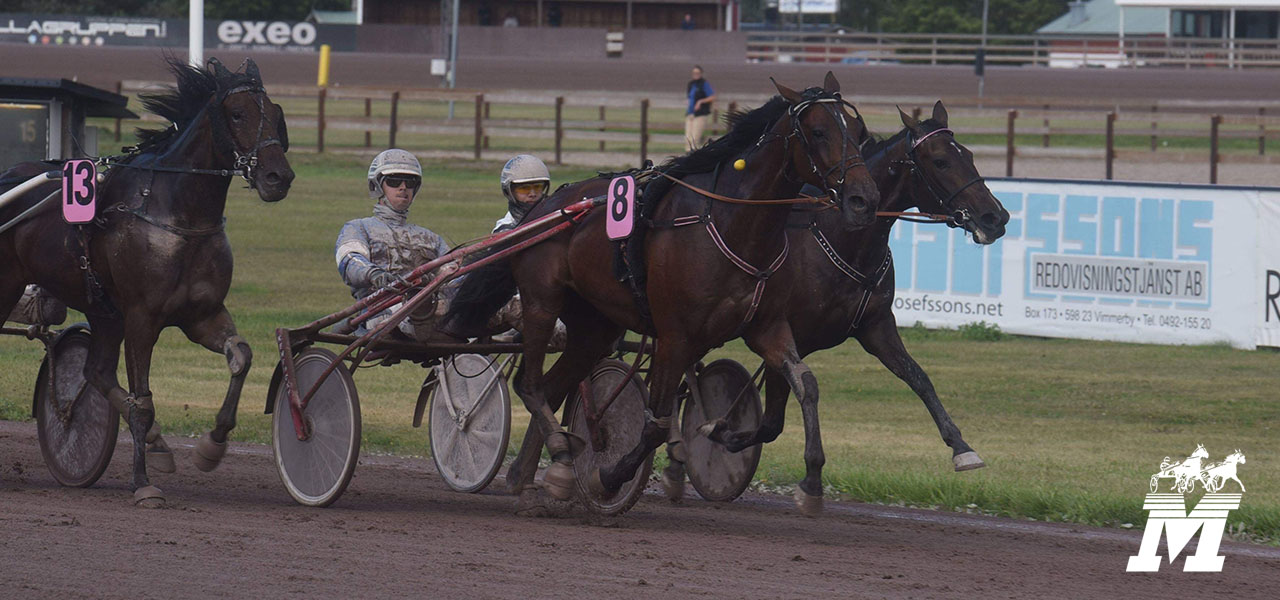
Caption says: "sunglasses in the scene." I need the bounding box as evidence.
[382,175,421,189]
[512,182,546,195]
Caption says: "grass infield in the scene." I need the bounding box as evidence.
[1,152,1275,543]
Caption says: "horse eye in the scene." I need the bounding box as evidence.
[932,159,949,169]
[231,111,244,121]
[812,129,826,139]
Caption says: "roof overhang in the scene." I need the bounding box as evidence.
[1117,0,1280,8]
[0,78,137,119]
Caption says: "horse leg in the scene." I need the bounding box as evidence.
[82,315,163,506]
[180,307,248,472]
[699,367,790,452]
[511,300,582,500]
[855,313,983,471]
[745,324,825,515]
[592,340,695,496]
[505,309,622,496]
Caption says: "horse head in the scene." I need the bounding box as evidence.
[1191,443,1209,459]
[208,57,294,202]
[772,73,879,230]
[896,102,1009,244]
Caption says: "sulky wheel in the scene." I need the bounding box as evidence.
[681,359,763,503]
[34,326,119,488]
[271,347,361,507]
[429,354,511,493]
[569,358,653,516]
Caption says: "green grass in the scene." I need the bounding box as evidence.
[3,152,1276,543]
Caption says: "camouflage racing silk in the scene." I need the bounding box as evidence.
[335,202,450,300]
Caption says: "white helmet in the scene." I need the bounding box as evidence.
[368,148,422,198]
[500,154,550,202]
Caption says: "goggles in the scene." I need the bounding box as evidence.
[381,175,422,190]
[511,182,547,195]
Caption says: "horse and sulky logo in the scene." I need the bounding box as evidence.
[1127,444,1247,572]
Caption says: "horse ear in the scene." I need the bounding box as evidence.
[771,78,804,105]
[932,101,949,127]
[898,106,922,132]
[207,57,231,78]
[823,71,840,95]
[245,58,261,82]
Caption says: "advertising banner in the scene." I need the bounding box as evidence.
[889,178,1280,349]
[0,14,356,52]
[778,0,840,15]
[0,13,175,47]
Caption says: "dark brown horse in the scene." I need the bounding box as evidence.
[444,73,879,513]
[694,102,1010,485]
[0,57,293,505]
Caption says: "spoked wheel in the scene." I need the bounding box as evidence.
[34,326,119,488]
[428,354,512,493]
[569,359,653,516]
[681,359,763,502]
[271,347,361,507]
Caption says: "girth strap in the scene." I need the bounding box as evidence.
[705,219,790,330]
[806,224,892,332]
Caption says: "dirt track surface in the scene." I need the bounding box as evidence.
[2,421,1277,599]
[5,42,1280,102]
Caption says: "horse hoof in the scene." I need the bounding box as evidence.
[542,461,576,501]
[953,451,986,472]
[696,418,725,439]
[192,433,227,472]
[147,446,176,474]
[133,485,165,508]
[793,488,824,517]
[661,463,686,502]
[514,488,551,518]
[586,467,611,499]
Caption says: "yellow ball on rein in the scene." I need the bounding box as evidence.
[733,159,747,171]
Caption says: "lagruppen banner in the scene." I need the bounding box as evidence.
[0,14,356,51]
[889,178,1280,349]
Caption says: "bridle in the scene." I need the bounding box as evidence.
[752,91,868,208]
[896,127,984,229]
[213,81,285,190]
[106,73,284,190]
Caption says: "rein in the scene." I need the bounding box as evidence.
[656,172,830,206]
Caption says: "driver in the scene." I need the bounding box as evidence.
[335,149,451,342]
[493,154,551,233]
[488,154,565,347]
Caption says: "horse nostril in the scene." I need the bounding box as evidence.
[981,212,999,228]
[265,172,281,185]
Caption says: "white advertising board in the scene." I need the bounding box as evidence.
[778,0,839,15]
[888,179,1280,349]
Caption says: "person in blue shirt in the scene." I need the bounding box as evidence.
[684,65,717,151]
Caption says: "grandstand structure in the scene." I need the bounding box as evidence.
[359,0,737,31]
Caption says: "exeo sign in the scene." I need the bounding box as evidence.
[217,20,316,47]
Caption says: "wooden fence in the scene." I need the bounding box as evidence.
[115,82,1280,184]
[745,32,1280,69]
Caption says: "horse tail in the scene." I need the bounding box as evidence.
[439,254,518,338]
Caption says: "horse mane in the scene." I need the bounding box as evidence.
[861,118,947,163]
[132,56,260,156]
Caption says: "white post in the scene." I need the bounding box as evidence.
[979,0,988,99]
[189,0,204,67]
[1119,6,1126,67]
[447,0,460,118]
[355,0,364,25]
[1229,8,1236,68]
